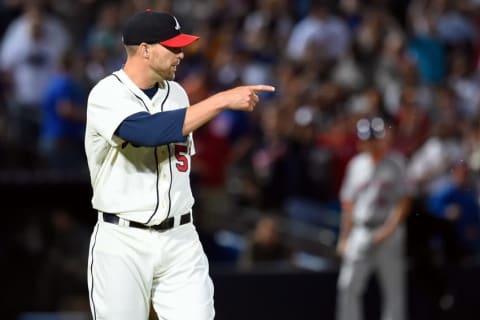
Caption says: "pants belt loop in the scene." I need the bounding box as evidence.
[118,217,128,227]
[180,212,191,225]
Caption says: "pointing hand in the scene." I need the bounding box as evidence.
[218,85,275,111]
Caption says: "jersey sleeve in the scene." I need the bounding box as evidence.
[87,77,146,147]
[340,158,357,203]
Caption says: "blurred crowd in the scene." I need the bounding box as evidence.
[2,0,480,317]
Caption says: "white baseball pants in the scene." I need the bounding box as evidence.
[336,226,406,320]
[87,219,215,320]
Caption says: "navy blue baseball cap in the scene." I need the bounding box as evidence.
[356,117,386,140]
[122,10,199,47]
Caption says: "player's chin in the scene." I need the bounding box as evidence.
[165,71,176,81]
[155,68,175,81]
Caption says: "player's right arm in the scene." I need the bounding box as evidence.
[337,201,354,257]
[113,85,275,147]
[182,85,275,135]
[336,156,359,257]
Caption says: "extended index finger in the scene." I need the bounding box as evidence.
[247,85,276,92]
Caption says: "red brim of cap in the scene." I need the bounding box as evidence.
[160,34,199,48]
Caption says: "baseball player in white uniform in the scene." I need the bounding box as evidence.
[84,10,274,320]
[336,117,413,320]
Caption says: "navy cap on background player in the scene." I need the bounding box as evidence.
[356,117,386,141]
[122,10,199,47]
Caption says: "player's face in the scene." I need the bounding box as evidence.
[362,129,392,156]
[148,44,184,81]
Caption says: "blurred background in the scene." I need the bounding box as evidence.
[1,0,480,319]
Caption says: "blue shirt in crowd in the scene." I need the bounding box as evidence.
[41,73,86,142]
[428,182,480,251]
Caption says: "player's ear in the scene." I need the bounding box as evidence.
[141,43,149,58]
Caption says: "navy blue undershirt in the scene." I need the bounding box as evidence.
[114,85,187,147]
[142,84,158,99]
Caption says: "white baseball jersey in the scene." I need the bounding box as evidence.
[340,151,410,227]
[85,69,195,225]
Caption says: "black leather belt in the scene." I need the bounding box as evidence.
[102,212,191,231]
[359,220,384,229]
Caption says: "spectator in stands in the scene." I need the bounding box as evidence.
[249,104,288,209]
[408,121,466,195]
[429,85,463,124]
[392,86,431,158]
[84,1,124,87]
[0,0,70,147]
[37,49,87,170]
[239,215,292,269]
[448,49,480,119]
[279,104,336,226]
[434,0,477,49]
[242,0,293,61]
[286,0,350,63]
[357,7,399,86]
[373,29,406,112]
[428,160,480,259]
[406,0,448,86]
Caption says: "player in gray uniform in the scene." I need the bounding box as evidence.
[336,117,413,320]
[84,10,274,320]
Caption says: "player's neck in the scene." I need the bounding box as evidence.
[369,150,386,164]
[123,61,160,90]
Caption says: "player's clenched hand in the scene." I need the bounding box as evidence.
[217,85,275,111]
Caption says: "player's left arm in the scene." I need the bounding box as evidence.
[372,195,412,245]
